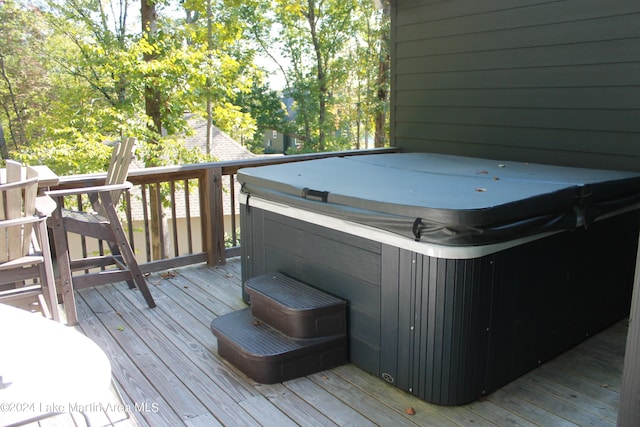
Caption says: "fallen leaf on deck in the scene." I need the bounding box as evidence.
[405,407,416,415]
[476,170,489,175]
[161,271,177,279]
[117,326,125,331]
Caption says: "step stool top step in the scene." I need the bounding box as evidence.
[211,308,345,360]
[246,272,346,311]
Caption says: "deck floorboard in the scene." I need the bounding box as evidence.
[24,257,626,426]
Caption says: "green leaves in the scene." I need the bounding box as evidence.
[14,137,112,175]
[0,0,390,171]
[256,0,389,152]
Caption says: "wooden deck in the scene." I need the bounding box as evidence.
[32,257,625,426]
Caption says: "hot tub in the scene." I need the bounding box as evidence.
[238,152,640,405]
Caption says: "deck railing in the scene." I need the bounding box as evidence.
[51,148,398,274]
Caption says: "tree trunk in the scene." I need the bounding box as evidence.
[141,1,162,136]
[374,58,388,148]
[0,121,7,159]
[307,0,326,151]
[374,1,391,148]
[0,55,26,147]
[206,0,213,155]
[141,0,164,260]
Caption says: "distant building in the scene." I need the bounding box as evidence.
[263,128,298,154]
[261,98,298,154]
[183,113,255,161]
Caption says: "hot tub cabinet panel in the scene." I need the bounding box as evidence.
[239,153,640,406]
[383,213,638,405]
[241,208,384,374]
[379,248,495,406]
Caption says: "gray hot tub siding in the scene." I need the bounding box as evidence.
[241,205,639,405]
[239,153,640,405]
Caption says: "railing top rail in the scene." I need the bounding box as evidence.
[54,147,399,188]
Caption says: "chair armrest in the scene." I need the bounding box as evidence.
[0,215,44,229]
[46,181,133,198]
[0,177,39,190]
[35,195,58,217]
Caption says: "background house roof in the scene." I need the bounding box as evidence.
[183,113,256,161]
[128,115,258,222]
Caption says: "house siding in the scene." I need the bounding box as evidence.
[391,0,640,171]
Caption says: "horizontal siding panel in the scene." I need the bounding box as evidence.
[394,137,640,172]
[396,106,640,134]
[394,0,442,10]
[396,0,563,27]
[396,0,640,36]
[391,0,640,172]
[395,63,640,90]
[397,13,640,56]
[394,122,640,156]
[395,87,640,110]
[396,38,640,72]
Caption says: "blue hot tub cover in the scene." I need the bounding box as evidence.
[238,153,640,246]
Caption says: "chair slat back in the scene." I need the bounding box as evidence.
[105,137,136,206]
[5,159,22,182]
[0,161,39,263]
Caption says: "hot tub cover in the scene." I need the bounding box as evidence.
[238,153,640,246]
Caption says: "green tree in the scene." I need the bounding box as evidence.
[245,0,390,152]
[181,0,277,152]
[0,0,263,172]
[2,0,390,170]
[339,0,390,149]
[236,79,288,152]
[371,0,390,148]
[277,0,359,151]
[0,0,111,171]
[0,1,52,156]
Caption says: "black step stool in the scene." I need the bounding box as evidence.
[211,272,348,383]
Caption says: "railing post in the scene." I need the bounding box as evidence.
[203,167,226,265]
[618,226,640,426]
